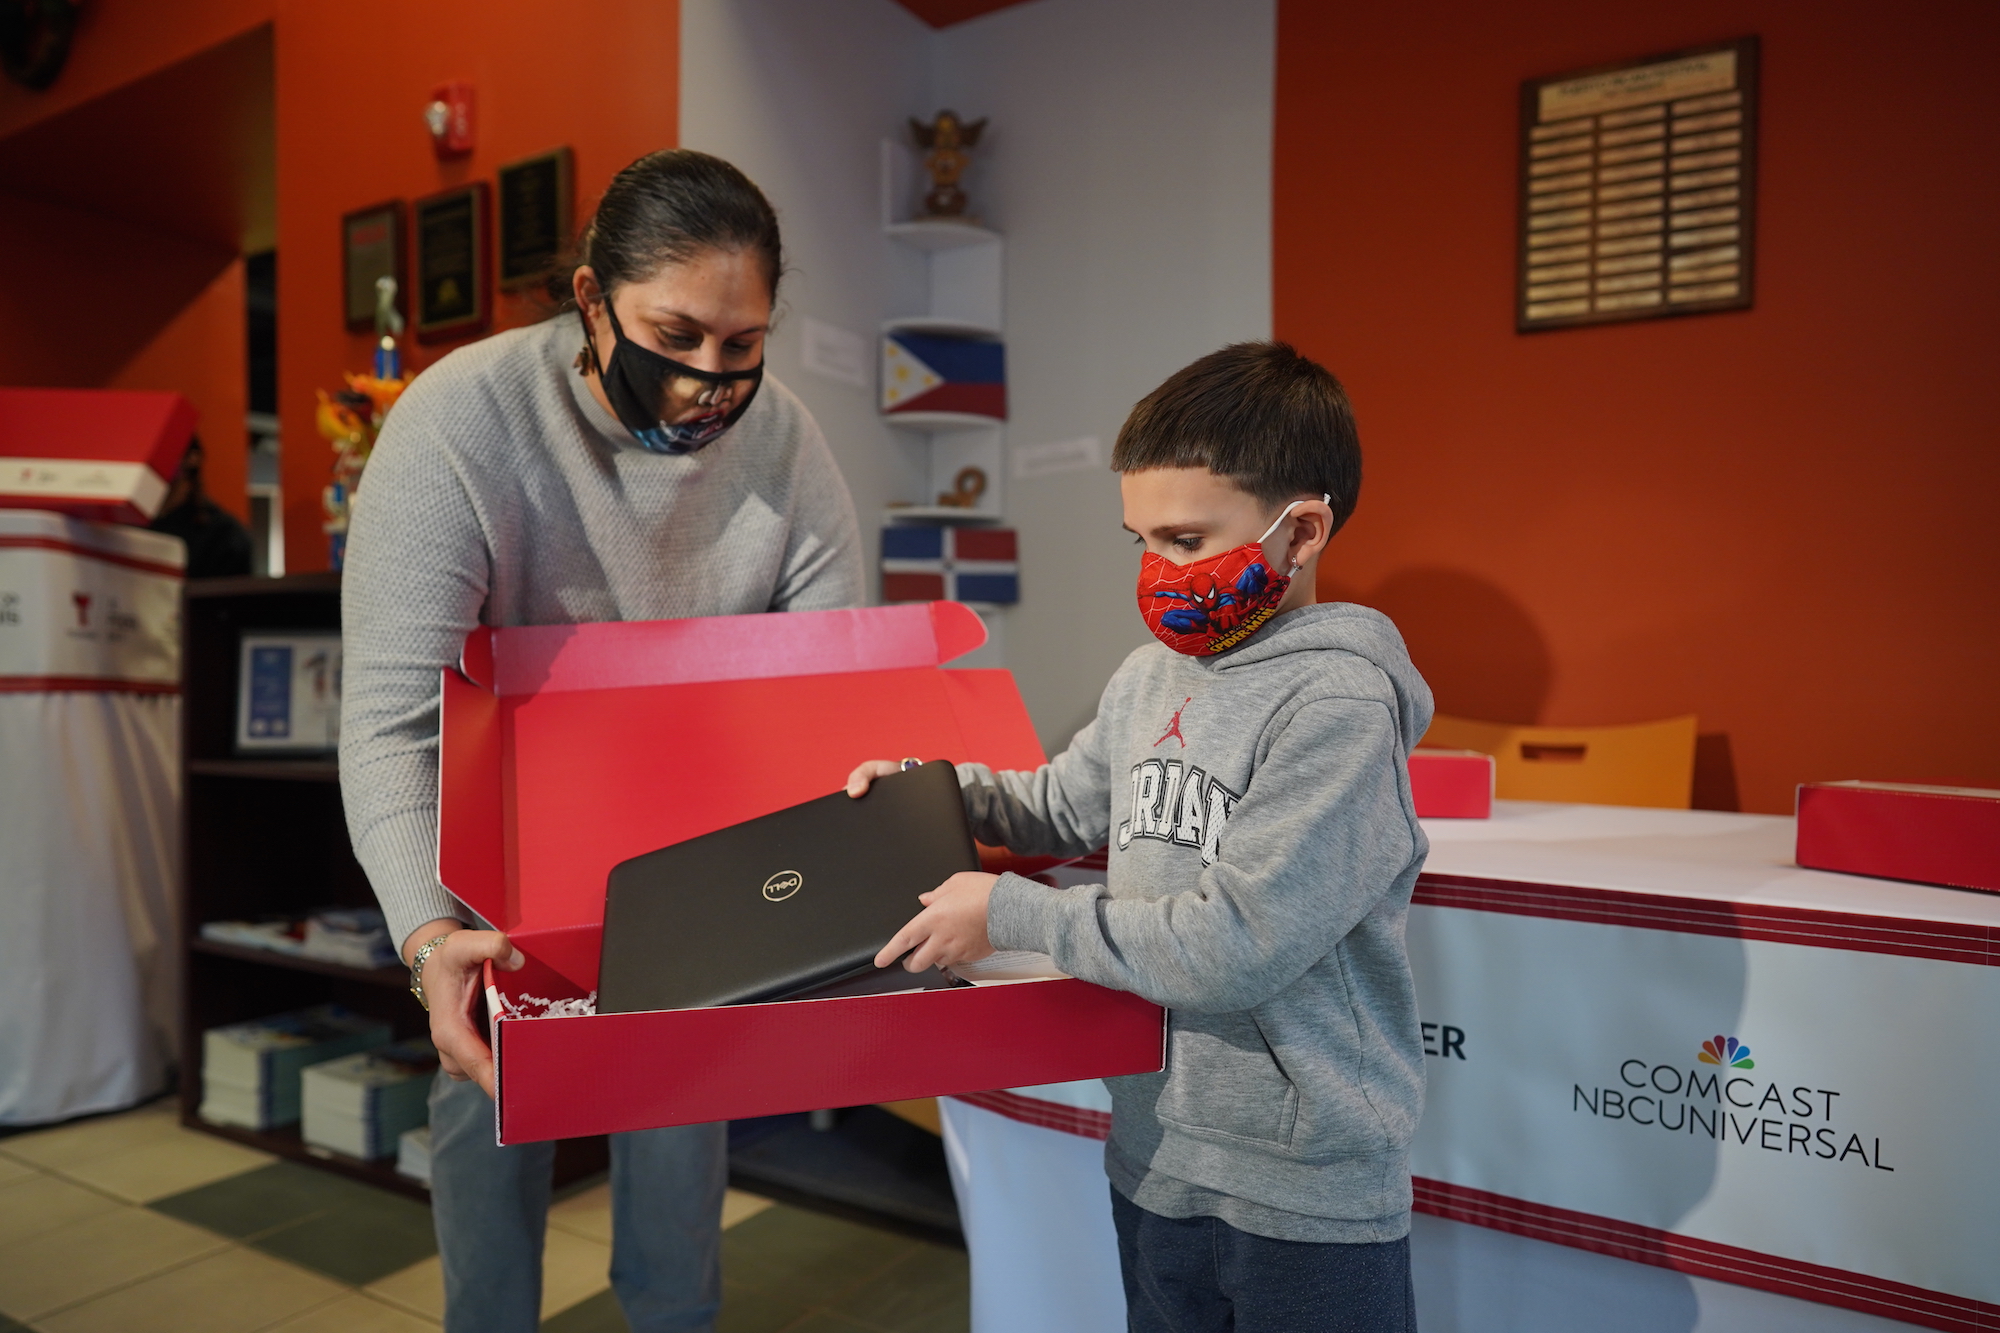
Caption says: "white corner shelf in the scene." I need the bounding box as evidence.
[881,411,1005,432]
[880,146,1009,545]
[883,316,1002,341]
[882,506,1003,525]
[883,220,1002,251]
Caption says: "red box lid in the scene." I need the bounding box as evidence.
[1796,781,2000,894]
[0,387,196,523]
[440,601,1049,990]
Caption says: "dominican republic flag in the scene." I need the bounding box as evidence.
[880,332,1006,420]
[881,525,1019,604]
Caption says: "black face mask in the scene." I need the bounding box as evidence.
[579,302,764,454]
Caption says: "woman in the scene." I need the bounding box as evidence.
[340,150,864,1333]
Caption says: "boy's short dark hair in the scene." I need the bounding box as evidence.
[1112,341,1361,534]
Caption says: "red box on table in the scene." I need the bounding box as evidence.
[439,601,1166,1145]
[1795,781,2000,895]
[1408,748,1494,819]
[0,387,195,525]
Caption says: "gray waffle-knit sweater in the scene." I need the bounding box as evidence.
[965,603,1433,1243]
[339,317,864,952]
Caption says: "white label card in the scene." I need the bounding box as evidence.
[799,317,869,389]
[1011,436,1103,481]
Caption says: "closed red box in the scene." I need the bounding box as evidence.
[439,601,1166,1144]
[0,387,195,525]
[1795,781,2000,895]
[1409,748,1494,819]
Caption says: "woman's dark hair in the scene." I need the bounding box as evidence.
[552,149,783,305]
[1112,341,1362,536]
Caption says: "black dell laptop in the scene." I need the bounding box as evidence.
[596,761,979,1013]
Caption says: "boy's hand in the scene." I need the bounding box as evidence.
[845,759,906,797]
[875,871,999,971]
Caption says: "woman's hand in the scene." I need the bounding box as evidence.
[405,919,523,1096]
[845,759,905,797]
[874,872,999,972]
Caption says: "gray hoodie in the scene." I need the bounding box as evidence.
[965,601,1434,1243]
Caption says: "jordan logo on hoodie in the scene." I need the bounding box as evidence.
[1117,757,1240,865]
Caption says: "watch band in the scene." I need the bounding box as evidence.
[408,933,458,1011]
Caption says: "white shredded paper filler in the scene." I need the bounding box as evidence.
[504,991,598,1019]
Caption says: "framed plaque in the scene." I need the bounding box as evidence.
[498,147,573,290]
[414,182,491,342]
[236,632,343,753]
[342,201,405,332]
[1518,37,1758,332]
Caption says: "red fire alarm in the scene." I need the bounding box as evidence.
[424,82,475,158]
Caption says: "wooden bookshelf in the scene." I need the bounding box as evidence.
[176,574,608,1197]
[176,575,954,1237]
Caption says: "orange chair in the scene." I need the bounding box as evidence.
[1420,714,1698,809]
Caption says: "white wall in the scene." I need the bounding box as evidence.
[682,0,1275,750]
[678,0,936,601]
[933,0,1275,748]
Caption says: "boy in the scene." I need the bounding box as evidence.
[850,342,1432,1332]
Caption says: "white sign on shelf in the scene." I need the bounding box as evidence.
[236,632,343,752]
[1012,436,1103,481]
[799,316,869,389]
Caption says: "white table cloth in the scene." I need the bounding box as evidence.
[943,803,1996,1331]
[0,511,183,1124]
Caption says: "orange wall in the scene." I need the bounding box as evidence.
[1,1,268,520]
[0,0,269,139]
[273,0,682,573]
[109,259,251,521]
[1280,1,2000,813]
[0,191,246,518]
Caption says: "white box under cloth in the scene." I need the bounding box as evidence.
[941,805,1994,1333]
[0,510,184,1124]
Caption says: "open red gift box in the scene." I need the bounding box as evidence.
[439,601,1166,1144]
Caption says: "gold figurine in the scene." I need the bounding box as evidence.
[937,466,988,509]
[910,109,987,222]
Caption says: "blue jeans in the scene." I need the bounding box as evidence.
[1111,1188,1416,1333]
[428,1072,727,1333]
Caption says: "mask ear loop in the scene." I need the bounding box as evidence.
[1259,493,1333,578]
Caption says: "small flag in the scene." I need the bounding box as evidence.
[880,332,1006,420]
[881,525,1019,604]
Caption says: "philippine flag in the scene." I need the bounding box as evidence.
[880,331,1007,420]
[880,525,1019,604]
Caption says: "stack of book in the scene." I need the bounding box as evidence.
[200,907,397,970]
[301,1039,440,1161]
[198,917,306,954]
[200,1005,392,1130]
[300,907,397,969]
[397,1125,432,1184]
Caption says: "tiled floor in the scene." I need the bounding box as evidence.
[0,1100,966,1333]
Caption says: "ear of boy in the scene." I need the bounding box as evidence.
[1271,500,1333,616]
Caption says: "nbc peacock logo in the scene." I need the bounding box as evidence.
[1697,1035,1754,1069]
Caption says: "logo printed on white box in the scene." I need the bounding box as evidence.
[762,871,803,902]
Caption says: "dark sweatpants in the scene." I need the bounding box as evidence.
[1111,1189,1417,1333]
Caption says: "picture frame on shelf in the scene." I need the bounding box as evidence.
[235,631,343,754]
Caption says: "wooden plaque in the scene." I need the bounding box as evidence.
[1518,37,1758,333]
[414,182,491,342]
[498,147,573,290]
[342,201,404,332]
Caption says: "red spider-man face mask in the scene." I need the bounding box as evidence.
[1136,497,1322,656]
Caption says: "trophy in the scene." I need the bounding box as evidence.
[910,110,987,222]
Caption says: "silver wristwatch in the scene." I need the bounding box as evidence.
[408,933,457,1011]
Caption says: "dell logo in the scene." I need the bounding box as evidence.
[762,871,803,902]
